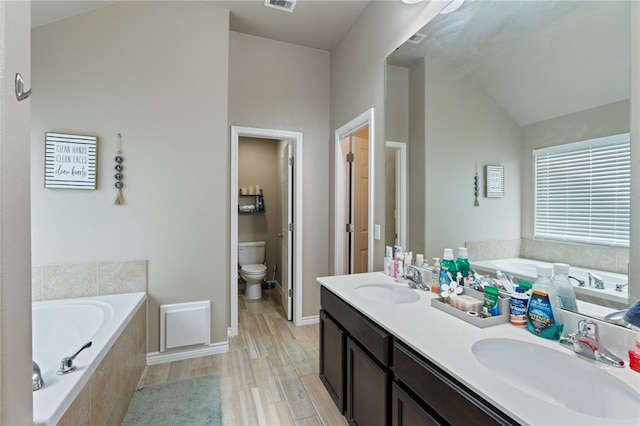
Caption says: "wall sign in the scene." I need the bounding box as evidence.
[45,133,98,189]
[485,165,504,198]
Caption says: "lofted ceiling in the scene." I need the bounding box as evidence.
[31,0,370,52]
[388,0,630,127]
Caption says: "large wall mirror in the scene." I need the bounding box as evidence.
[385,0,635,321]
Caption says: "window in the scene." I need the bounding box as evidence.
[534,133,630,247]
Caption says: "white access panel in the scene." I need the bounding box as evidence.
[160,300,211,352]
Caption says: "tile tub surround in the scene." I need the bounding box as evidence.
[32,260,147,301]
[317,272,640,425]
[56,297,147,426]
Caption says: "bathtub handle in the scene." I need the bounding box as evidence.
[57,341,93,375]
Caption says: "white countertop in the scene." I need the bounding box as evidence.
[317,272,640,426]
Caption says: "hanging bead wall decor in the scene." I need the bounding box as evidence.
[114,133,125,205]
[474,162,480,207]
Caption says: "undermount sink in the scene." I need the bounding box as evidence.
[472,338,640,419]
[355,284,420,304]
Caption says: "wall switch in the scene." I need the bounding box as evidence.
[374,224,381,240]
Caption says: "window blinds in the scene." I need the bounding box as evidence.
[533,133,630,247]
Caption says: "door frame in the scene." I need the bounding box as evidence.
[334,108,375,275]
[230,126,303,336]
[385,141,407,250]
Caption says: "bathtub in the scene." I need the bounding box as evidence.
[32,292,146,426]
[470,258,629,313]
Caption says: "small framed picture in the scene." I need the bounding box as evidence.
[485,165,504,198]
[45,133,98,189]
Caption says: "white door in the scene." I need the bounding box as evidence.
[281,143,293,320]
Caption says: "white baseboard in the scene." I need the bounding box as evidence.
[146,340,229,365]
[301,314,319,325]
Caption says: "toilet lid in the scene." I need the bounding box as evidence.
[242,264,266,274]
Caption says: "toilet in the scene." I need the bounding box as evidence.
[238,241,267,300]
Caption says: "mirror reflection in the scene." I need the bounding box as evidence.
[385,0,632,319]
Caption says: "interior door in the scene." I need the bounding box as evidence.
[352,126,369,274]
[281,142,293,320]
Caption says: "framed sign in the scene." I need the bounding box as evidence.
[45,133,98,189]
[485,165,504,198]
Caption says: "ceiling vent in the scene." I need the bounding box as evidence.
[407,33,427,45]
[264,0,296,13]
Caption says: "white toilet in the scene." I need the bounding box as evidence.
[238,241,267,300]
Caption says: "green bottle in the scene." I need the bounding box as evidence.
[455,247,472,283]
[439,248,457,294]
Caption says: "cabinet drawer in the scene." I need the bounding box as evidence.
[321,286,390,366]
[393,342,517,426]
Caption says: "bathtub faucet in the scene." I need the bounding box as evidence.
[33,361,44,391]
[57,341,93,375]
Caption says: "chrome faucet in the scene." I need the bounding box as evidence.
[615,283,628,292]
[559,319,624,367]
[568,275,585,287]
[406,265,429,291]
[57,341,92,375]
[32,361,44,391]
[587,272,605,289]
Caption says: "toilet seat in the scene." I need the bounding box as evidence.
[241,264,266,275]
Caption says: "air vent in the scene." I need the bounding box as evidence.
[407,33,427,44]
[264,0,296,13]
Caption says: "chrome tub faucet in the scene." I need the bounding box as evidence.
[587,271,605,289]
[559,319,624,367]
[32,361,44,391]
[58,341,92,375]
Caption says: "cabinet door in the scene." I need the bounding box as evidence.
[346,337,389,426]
[391,382,441,426]
[319,311,346,412]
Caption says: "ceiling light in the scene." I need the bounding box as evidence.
[402,0,424,4]
[439,0,464,14]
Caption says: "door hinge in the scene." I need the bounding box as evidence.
[288,223,294,232]
[346,152,354,163]
[346,223,354,233]
[288,288,293,297]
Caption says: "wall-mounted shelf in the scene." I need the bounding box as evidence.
[238,190,265,213]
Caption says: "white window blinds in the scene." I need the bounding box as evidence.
[533,133,630,247]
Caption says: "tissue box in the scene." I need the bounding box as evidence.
[449,295,483,313]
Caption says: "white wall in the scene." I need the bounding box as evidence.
[31,2,230,351]
[0,1,33,423]
[422,57,522,260]
[229,31,330,318]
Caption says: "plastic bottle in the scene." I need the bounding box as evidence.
[455,248,472,284]
[510,286,529,326]
[526,265,564,340]
[431,258,441,294]
[552,263,578,312]
[439,249,457,294]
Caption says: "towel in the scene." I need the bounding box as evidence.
[624,300,640,328]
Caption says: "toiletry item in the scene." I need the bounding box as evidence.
[455,248,472,282]
[439,249,457,294]
[450,294,483,313]
[416,254,424,267]
[431,258,441,294]
[483,285,500,316]
[479,307,491,318]
[495,271,515,294]
[627,324,640,373]
[518,280,533,295]
[510,286,529,326]
[552,263,578,311]
[526,265,564,340]
[384,256,391,276]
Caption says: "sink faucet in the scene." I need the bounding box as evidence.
[406,265,429,291]
[615,283,628,292]
[568,275,585,287]
[587,272,605,289]
[57,341,92,375]
[559,319,624,367]
[32,361,44,391]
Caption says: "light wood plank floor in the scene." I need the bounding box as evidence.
[138,289,348,426]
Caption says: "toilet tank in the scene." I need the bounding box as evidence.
[238,241,265,266]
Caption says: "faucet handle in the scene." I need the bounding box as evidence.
[57,341,92,375]
[578,319,598,341]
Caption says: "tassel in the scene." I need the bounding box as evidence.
[114,188,124,205]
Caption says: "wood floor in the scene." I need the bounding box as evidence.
[138,289,348,425]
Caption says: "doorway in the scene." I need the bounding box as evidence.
[385,141,407,250]
[334,108,375,275]
[230,126,303,337]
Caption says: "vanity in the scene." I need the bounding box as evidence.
[318,272,640,426]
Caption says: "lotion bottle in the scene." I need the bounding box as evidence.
[431,258,441,294]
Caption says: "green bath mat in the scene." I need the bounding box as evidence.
[122,374,222,426]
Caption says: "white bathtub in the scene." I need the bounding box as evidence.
[470,258,629,312]
[32,292,146,426]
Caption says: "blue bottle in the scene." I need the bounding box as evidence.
[526,265,564,340]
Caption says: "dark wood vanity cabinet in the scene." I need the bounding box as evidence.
[319,286,517,426]
[319,310,346,412]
